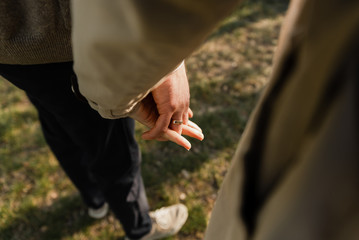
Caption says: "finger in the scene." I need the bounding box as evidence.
[142,113,172,140]
[188,108,194,118]
[182,125,204,141]
[163,130,191,150]
[188,120,202,133]
[169,112,184,134]
[182,112,189,125]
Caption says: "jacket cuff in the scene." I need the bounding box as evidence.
[87,90,148,119]
[86,60,184,119]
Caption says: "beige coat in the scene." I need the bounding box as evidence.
[71,0,240,118]
[205,0,359,239]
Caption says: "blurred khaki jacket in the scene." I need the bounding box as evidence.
[72,0,359,239]
[72,0,240,118]
[204,0,359,239]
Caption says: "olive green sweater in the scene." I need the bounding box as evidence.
[0,0,72,64]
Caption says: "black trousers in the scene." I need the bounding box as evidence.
[0,62,151,239]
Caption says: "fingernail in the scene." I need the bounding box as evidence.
[196,132,204,141]
[186,143,191,151]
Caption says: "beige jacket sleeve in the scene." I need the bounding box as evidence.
[71,0,239,118]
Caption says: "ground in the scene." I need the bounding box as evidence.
[0,1,288,239]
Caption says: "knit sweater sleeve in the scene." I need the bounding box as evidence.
[71,0,240,119]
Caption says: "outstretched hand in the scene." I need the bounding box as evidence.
[142,61,192,138]
[129,63,204,150]
[130,93,203,150]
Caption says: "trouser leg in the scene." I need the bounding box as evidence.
[92,117,152,238]
[0,62,151,238]
[26,94,105,208]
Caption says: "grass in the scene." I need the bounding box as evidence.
[0,0,288,239]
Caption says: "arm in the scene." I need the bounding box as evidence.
[71,0,240,118]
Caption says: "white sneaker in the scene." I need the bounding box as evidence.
[88,202,109,219]
[126,204,188,240]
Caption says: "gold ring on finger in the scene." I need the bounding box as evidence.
[172,120,183,125]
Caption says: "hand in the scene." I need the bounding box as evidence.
[142,61,191,139]
[130,93,203,150]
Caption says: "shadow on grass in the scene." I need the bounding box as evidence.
[0,195,96,240]
[139,91,261,237]
[140,93,260,186]
[140,56,264,191]
[210,0,289,39]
